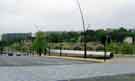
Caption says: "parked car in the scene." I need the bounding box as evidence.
[8,53,13,56]
[16,52,21,56]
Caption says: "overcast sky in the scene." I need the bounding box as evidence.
[0,0,135,37]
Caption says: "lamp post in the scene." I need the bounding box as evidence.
[60,43,63,56]
[104,35,108,62]
[46,33,51,56]
[104,33,111,62]
[76,0,87,58]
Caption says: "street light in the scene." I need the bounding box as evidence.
[104,33,111,62]
[76,0,87,58]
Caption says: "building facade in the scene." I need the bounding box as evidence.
[2,33,32,42]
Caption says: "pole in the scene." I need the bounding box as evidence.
[60,43,63,56]
[104,43,107,62]
[48,46,50,56]
[76,0,87,58]
[104,35,108,62]
[60,47,62,56]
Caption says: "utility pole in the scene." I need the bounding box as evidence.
[76,0,87,58]
[104,35,108,62]
[34,24,40,31]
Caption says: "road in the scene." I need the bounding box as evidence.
[0,56,135,81]
[0,56,91,66]
[71,74,135,81]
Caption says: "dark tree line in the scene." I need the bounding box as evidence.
[46,32,80,43]
[1,27,135,48]
[45,27,135,44]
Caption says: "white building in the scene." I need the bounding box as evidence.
[124,37,133,44]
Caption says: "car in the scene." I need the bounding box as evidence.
[8,53,13,56]
[16,54,21,56]
[15,52,22,56]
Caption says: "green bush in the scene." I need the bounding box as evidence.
[120,43,133,54]
[106,43,120,54]
[107,43,135,54]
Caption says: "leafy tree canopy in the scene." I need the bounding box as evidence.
[32,31,48,53]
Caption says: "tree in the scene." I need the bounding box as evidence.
[95,29,107,44]
[63,32,80,42]
[110,28,128,43]
[86,30,96,42]
[46,32,63,43]
[10,42,21,51]
[0,41,4,54]
[118,27,127,32]
[32,31,48,56]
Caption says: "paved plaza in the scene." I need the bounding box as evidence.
[0,56,135,81]
[0,56,91,66]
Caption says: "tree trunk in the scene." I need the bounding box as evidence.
[39,48,42,56]
[44,49,47,56]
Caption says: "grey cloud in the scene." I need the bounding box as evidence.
[0,0,135,37]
